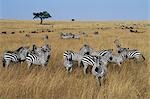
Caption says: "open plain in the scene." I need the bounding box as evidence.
[0,20,149,99]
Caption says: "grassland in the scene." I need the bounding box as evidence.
[0,20,150,99]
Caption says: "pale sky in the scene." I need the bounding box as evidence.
[0,0,149,20]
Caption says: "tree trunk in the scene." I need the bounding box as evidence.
[40,18,43,24]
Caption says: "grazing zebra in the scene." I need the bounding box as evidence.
[109,49,128,66]
[124,49,145,62]
[2,46,30,68]
[26,44,51,69]
[60,32,74,39]
[92,61,107,86]
[114,41,145,62]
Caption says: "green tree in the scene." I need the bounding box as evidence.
[33,11,52,24]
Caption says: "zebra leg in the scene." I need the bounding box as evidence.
[96,76,101,86]
[42,64,45,67]
[68,67,72,73]
[2,58,6,67]
[5,60,10,69]
[101,77,105,86]
[78,60,81,67]
[27,62,31,69]
[83,64,88,75]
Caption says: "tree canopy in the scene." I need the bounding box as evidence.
[33,11,52,24]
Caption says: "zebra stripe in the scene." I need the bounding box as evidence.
[82,55,95,66]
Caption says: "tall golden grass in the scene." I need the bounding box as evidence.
[0,20,149,99]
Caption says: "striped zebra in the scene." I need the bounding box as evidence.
[124,49,145,62]
[81,55,100,74]
[2,46,30,68]
[63,51,73,72]
[81,55,107,86]
[109,50,128,66]
[92,61,107,86]
[115,45,145,62]
[63,44,93,66]
[60,32,74,39]
[26,44,51,69]
[63,50,83,67]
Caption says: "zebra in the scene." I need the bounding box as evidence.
[92,61,107,86]
[63,51,73,72]
[26,44,51,69]
[63,44,93,66]
[123,49,145,62]
[63,50,83,67]
[81,55,101,74]
[114,40,145,62]
[60,32,74,39]
[81,55,107,86]
[2,46,30,68]
[109,49,128,66]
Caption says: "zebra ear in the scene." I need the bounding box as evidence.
[32,45,37,50]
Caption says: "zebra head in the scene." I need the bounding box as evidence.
[64,60,73,73]
[79,44,93,55]
[18,46,30,60]
[31,44,43,56]
[41,44,51,53]
[114,39,121,48]
[66,51,72,61]
[117,47,129,54]
[41,44,51,61]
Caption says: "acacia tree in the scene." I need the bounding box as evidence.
[33,11,52,24]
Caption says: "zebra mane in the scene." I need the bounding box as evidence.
[15,47,24,52]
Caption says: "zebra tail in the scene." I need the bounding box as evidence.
[142,55,145,61]
[2,58,5,67]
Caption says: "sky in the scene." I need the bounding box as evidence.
[0,0,149,20]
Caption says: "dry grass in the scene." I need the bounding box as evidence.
[0,20,150,99]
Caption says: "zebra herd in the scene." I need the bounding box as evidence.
[2,44,51,69]
[2,39,145,86]
[60,32,80,39]
[63,40,145,86]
